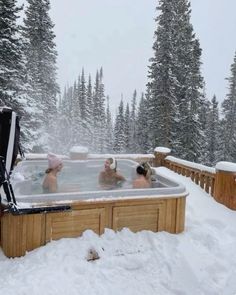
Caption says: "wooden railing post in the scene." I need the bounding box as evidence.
[154,147,171,167]
[214,162,236,210]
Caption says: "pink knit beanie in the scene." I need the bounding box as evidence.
[47,153,62,169]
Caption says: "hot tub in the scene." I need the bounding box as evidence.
[1,159,188,257]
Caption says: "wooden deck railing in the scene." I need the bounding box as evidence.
[164,158,216,196]
[153,148,236,210]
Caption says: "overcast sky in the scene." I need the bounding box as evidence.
[20,0,236,112]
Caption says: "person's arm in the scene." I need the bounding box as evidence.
[116,173,126,182]
[48,175,58,193]
[99,172,105,185]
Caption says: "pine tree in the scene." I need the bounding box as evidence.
[221,51,236,162]
[71,79,81,145]
[22,0,59,150]
[0,0,35,150]
[105,96,113,152]
[113,99,125,153]
[124,103,131,153]
[198,96,210,164]
[129,90,139,152]
[86,74,94,148]
[204,95,221,165]
[147,0,205,161]
[54,90,72,154]
[147,0,178,150]
[136,93,150,153]
[78,68,91,146]
[0,0,23,108]
[92,68,106,152]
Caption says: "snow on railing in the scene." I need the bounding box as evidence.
[165,156,215,174]
[162,156,216,196]
[154,148,236,210]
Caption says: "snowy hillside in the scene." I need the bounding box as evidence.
[0,167,236,295]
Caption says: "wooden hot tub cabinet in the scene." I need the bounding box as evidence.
[1,194,186,258]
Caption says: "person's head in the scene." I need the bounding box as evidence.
[140,162,152,178]
[104,157,117,171]
[136,165,147,176]
[46,153,63,173]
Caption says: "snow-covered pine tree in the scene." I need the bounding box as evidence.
[124,103,131,153]
[203,95,221,166]
[92,68,106,153]
[147,0,205,161]
[105,96,113,153]
[92,71,101,152]
[78,69,90,146]
[147,0,177,150]
[173,8,205,162]
[54,90,72,154]
[97,68,106,152]
[136,93,150,153]
[71,79,81,145]
[221,51,236,162]
[198,95,210,164]
[113,99,125,153]
[22,0,59,150]
[86,74,94,149]
[129,90,139,152]
[0,0,23,108]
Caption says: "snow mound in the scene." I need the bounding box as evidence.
[216,161,236,172]
[154,147,171,153]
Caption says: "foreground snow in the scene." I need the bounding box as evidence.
[0,167,236,295]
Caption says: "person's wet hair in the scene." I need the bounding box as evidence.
[136,165,147,176]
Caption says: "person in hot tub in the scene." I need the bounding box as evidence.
[99,157,126,189]
[132,164,151,189]
[42,153,63,193]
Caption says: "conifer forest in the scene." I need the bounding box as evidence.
[1,0,236,165]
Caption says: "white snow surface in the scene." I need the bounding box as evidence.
[25,153,69,160]
[24,153,154,160]
[154,146,171,154]
[89,153,155,159]
[166,156,216,174]
[216,161,236,173]
[70,146,89,153]
[1,167,236,295]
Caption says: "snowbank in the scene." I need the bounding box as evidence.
[70,146,89,153]
[216,161,236,172]
[1,167,236,295]
[154,147,171,154]
[24,153,69,160]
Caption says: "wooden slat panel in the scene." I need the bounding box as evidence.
[1,213,46,258]
[175,197,186,233]
[24,214,46,252]
[165,199,177,233]
[112,204,163,233]
[45,208,106,242]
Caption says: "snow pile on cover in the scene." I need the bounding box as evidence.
[154,146,171,153]
[1,167,236,295]
[70,146,89,153]
[25,153,69,160]
[166,155,216,174]
[216,161,236,172]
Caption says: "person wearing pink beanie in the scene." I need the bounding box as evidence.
[42,153,63,193]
